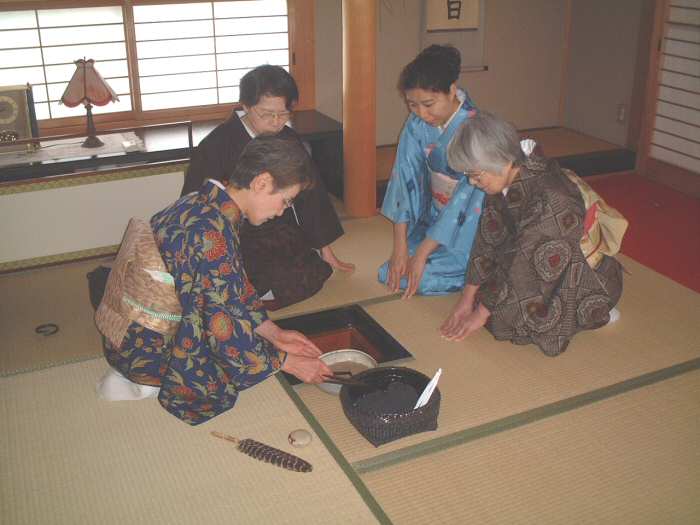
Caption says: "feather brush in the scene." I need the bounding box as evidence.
[211,431,313,473]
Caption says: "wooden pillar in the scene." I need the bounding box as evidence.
[342,0,377,217]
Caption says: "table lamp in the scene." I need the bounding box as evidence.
[60,58,119,148]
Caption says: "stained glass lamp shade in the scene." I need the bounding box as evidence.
[60,59,119,148]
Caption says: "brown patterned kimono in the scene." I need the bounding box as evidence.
[467,156,623,356]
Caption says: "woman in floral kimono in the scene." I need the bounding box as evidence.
[96,136,332,425]
[441,112,625,356]
[379,44,484,298]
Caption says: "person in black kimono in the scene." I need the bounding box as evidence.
[440,112,625,356]
[182,65,354,309]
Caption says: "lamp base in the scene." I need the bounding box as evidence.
[82,102,103,148]
[82,135,104,148]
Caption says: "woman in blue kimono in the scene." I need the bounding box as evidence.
[379,44,484,298]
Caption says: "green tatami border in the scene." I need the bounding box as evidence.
[351,356,700,475]
[276,375,393,525]
[0,354,104,379]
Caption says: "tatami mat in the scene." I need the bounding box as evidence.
[0,216,394,376]
[360,369,700,525]
[2,207,699,524]
[293,254,700,465]
[0,259,107,376]
[0,358,382,525]
[271,215,396,320]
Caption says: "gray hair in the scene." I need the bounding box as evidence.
[447,111,526,176]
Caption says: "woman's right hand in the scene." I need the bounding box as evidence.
[439,284,479,338]
[387,246,409,292]
[387,223,409,292]
[281,354,333,384]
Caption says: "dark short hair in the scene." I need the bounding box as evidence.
[229,136,312,190]
[398,44,461,94]
[239,65,299,110]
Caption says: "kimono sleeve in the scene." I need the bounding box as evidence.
[465,200,503,287]
[475,195,585,314]
[180,119,247,196]
[426,177,484,251]
[168,224,285,389]
[380,117,430,225]
[280,127,344,248]
[181,135,222,196]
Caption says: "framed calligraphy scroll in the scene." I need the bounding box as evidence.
[422,0,486,71]
[425,0,479,32]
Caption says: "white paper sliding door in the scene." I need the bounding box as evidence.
[648,0,700,175]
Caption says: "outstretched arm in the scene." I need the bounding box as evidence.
[387,222,409,293]
[402,237,439,299]
[320,245,355,273]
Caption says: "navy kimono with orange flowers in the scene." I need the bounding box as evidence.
[104,181,286,425]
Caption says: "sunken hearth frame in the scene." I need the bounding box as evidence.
[276,304,414,385]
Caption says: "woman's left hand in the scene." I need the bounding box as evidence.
[441,303,490,341]
[256,321,321,358]
[402,238,439,299]
[402,255,427,299]
[272,328,322,358]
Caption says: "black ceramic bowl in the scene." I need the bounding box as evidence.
[339,366,441,447]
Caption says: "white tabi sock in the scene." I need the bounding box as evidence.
[607,307,621,325]
[96,368,160,401]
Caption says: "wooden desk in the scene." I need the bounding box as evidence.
[0,111,344,198]
[289,110,344,198]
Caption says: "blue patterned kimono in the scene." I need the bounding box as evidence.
[379,90,484,294]
[104,181,285,425]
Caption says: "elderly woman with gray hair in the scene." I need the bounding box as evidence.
[440,112,626,356]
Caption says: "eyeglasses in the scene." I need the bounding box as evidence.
[464,170,485,183]
[251,106,292,123]
[283,195,300,225]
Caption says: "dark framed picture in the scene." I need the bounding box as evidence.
[425,0,479,32]
[0,84,39,154]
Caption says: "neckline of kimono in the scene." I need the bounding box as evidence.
[208,179,226,190]
[437,99,462,133]
[239,112,257,138]
[208,178,247,222]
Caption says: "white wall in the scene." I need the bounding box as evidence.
[374,1,423,145]
[0,171,183,265]
[563,0,645,146]
[314,0,343,122]
[316,0,568,145]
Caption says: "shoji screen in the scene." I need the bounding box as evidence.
[649,0,700,174]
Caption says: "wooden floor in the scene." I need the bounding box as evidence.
[376,126,621,182]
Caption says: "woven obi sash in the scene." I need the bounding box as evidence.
[430,170,458,210]
[563,169,629,269]
[95,218,182,348]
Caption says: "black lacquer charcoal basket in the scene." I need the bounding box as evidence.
[339,367,441,447]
